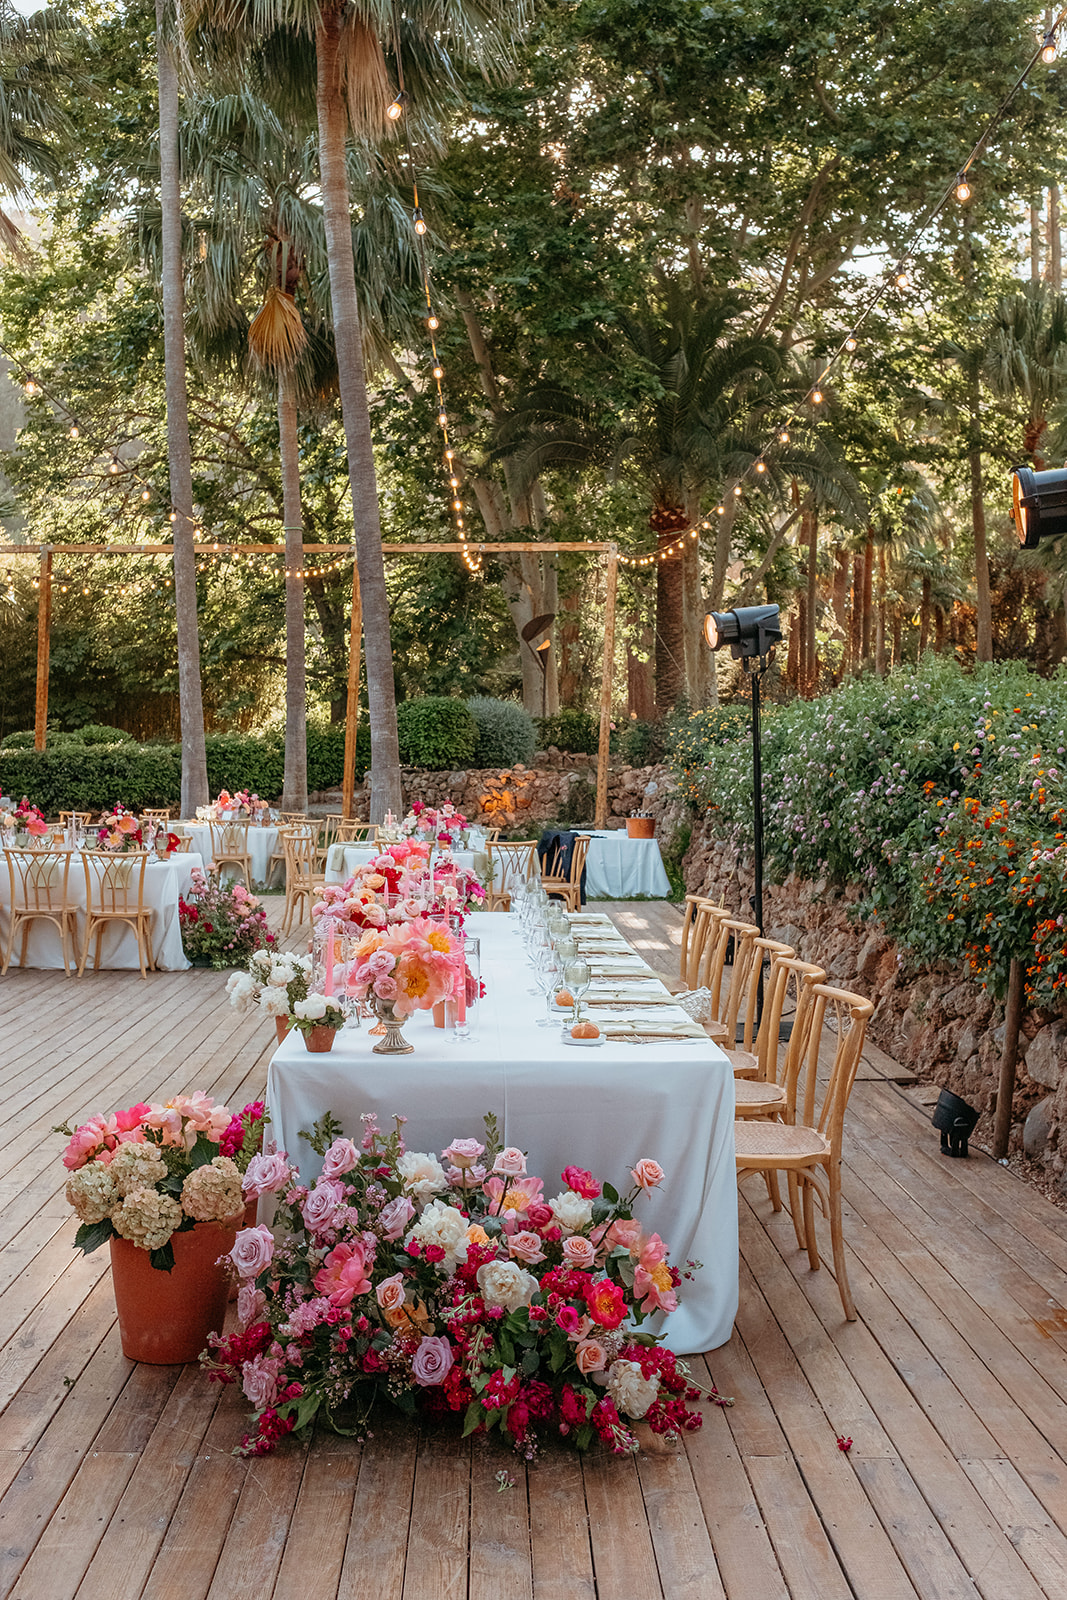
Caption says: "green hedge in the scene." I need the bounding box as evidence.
[535,708,600,754]
[397,697,477,768]
[0,743,182,812]
[467,697,536,767]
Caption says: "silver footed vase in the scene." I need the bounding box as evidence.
[370,995,414,1055]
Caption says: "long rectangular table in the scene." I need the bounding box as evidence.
[0,851,202,970]
[265,909,739,1354]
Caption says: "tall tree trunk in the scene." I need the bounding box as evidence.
[875,544,887,676]
[626,624,656,720]
[156,0,208,816]
[861,531,874,665]
[558,587,582,708]
[968,371,993,663]
[681,528,711,706]
[919,574,931,654]
[850,553,863,673]
[934,603,947,654]
[804,503,818,691]
[1049,185,1062,289]
[654,538,686,712]
[1032,199,1043,281]
[315,5,400,819]
[832,548,848,682]
[278,370,307,812]
[891,608,902,667]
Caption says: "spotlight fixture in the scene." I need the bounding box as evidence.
[703,603,782,660]
[386,89,408,120]
[1011,464,1067,547]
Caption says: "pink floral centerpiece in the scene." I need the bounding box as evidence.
[203,1112,706,1459]
[348,916,463,1016]
[96,805,143,851]
[3,797,48,838]
[402,800,468,850]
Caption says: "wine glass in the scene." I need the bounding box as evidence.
[534,941,560,1026]
[562,956,591,1029]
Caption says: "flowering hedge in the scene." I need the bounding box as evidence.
[673,658,1067,1003]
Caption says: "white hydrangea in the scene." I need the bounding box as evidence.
[65,1163,118,1225]
[108,1142,167,1197]
[112,1187,183,1252]
[405,1200,470,1274]
[548,1191,594,1234]
[607,1359,660,1420]
[396,1151,448,1203]
[181,1156,244,1222]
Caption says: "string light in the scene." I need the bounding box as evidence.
[811,388,824,404]
[844,336,858,352]
[1042,29,1057,63]
[386,89,408,119]
[778,429,790,444]
[412,207,427,236]
[955,174,972,203]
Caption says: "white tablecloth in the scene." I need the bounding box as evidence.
[325,844,486,885]
[182,824,282,887]
[265,911,738,1353]
[0,851,202,970]
[584,829,671,899]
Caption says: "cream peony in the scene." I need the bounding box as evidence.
[258,985,291,1017]
[406,1200,470,1274]
[607,1359,660,1420]
[65,1163,118,1225]
[293,994,328,1022]
[396,1151,448,1203]
[548,1190,594,1235]
[476,1259,539,1313]
[226,972,257,1012]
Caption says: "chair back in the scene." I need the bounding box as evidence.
[82,850,148,913]
[726,934,796,1053]
[569,833,591,886]
[208,820,251,856]
[142,808,171,824]
[58,811,91,828]
[783,983,874,1150]
[5,847,71,910]
[279,812,308,824]
[487,840,537,909]
[335,819,377,843]
[755,955,826,1082]
[687,900,727,993]
[679,893,705,984]
[698,914,758,1018]
[283,827,320,883]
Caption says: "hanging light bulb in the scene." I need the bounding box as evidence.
[445,448,455,461]
[432,364,444,380]
[109,461,119,474]
[955,174,972,203]
[844,336,858,352]
[168,511,177,523]
[811,388,824,404]
[412,207,427,236]
[69,424,79,438]
[733,484,743,497]
[779,429,790,444]
[894,263,909,288]
[1042,30,1057,63]
[386,89,409,119]
[716,505,725,515]
[141,489,151,502]
[437,410,447,427]
[427,314,440,331]
[755,460,767,473]
[23,379,36,396]
[449,475,460,488]
[453,499,463,511]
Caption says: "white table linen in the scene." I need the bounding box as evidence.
[583,829,671,899]
[0,851,202,971]
[265,910,738,1354]
[182,824,282,887]
[325,844,485,885]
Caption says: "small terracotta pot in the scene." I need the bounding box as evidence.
[275,1015,294,1045]
[109,1218,240,1364]
[626,817,655,839]
[432,1001,446,1029]
[304,1024,337,1053]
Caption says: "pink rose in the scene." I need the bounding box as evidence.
[561,1165,601,1199]
[526,1202,553,1230]
[575,1338,609,1375]
[492,1147,528,1178]
[378,1195,415,1241]
[302,1179,345,1234]
[236,1284,266,1327]
[375,1272,407,1314]
[373,976,399,1001]
[229,1224,275,1280]
[603,1218,642,1251]
[443,1138,484,1170]
[321,1138,359,1179]
[631,1159,665,1191]
[562,1236,596,1270]
[555,1306,582,1336]
[241,1353,282,1410]
[242,1151,292,1198]
[508,1230,546,1265]
[412,1335,454,1387]
[115,1103,152,1133]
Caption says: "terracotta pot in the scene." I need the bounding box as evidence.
[432,1001,446,1029]
[275,1015,294,1045]
[109,1218,240,1364]
[304,1024,337,1053]
[626,817,655,839]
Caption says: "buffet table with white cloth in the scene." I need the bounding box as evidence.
[265,909,738,1353]
[583,828,671,899]
[181,823,282,887]
[0,850,202,970]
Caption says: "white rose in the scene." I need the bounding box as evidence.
[476,1259,538,1313]
[607,1359,659,1420]
[548,1191,594,1235]
[258,985,291,1017]
[396,1151,448,1203]
[406,1200,470,1274]
[294,994,328,1021]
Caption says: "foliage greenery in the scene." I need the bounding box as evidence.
[535,709,600,755]
[396,697,478,770]
[466,696,536,768]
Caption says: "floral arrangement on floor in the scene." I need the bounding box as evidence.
[204,1112,703,1459]
[1,797,48,836]
[227,949,313,1019]
[96,805,143,851]
[402,800,469,850]
[347,917,462,1015]
[59,1093,247,1270]
[179,868,274,969]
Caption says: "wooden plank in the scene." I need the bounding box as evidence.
[138,1394,250,1600]
[204,1437,309,1600]
[635,1442,726,1600]
[7,1450,138,1600]
[527,1449,596,1600]
[271,1435,362,1600]
[469,1440,533,1600]
[336,1421,418,1600]
[745,1455,858,1600]
[401,1431,470,1600]
[581,1452,663,1600]
[962,1456,1067,1597]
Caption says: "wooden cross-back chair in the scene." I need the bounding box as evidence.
[281,827,325,933]
[207,820,254,888]
[142,808,171,825]
[58,811,92,830]
[540,833,591,914]
[79,850,153,979]
[734,956,826,1120]
[486,840,537,911]
[720,932,796,1076]
[735,982,874,1322]
[2,848,81,976]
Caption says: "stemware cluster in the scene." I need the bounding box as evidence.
[515,874,590,1032]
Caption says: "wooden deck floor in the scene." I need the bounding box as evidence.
[3,901,1067,1598]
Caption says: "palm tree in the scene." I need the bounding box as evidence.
[156,0,209,815]
[182,0,527,818]
[0,0,76,253]
[984,280,1067,467]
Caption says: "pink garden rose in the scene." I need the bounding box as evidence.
[492,1146,527,1178]
[442,1138,484,1170]
[241,1353,282,1410]
[508,1230,546,1265]
[601,1217,642,1252]
[575,1338,609,1375]
[321,1138,359,1179]
[378,1195,416,1240]
[412,1335,454,1387]
[631,1158,665,1191]
[561,1165,601,1200]
[561,1236,597,1271]
[236,1284,266,1327]
[375,1272,406,1314]
[242,1151,292,1198]
[229,1224,275,1280]
[302,1179,346,1234]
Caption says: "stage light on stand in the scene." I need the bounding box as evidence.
[1011,464,1067,547]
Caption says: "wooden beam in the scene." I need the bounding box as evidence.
[341,562,363,821]
[594,547,619,829]
[33,547,52,751]
[0,540,615,556]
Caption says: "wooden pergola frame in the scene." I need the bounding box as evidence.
[0,539,620,827]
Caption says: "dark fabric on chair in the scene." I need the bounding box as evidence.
[537,829,587,906]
